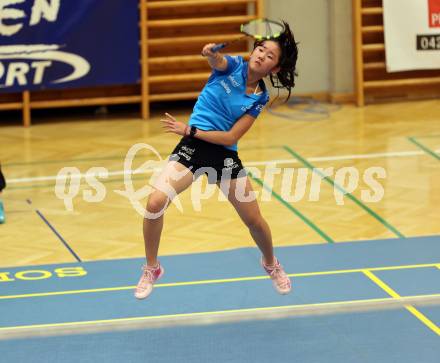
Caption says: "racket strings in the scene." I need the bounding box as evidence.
[244,19,284,39]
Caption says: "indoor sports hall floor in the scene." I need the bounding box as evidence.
[0,99,439,361]
[0,237,439,362]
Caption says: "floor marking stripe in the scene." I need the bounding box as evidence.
[408,137,440,161]
[282,145,406,239]
[6,148,440,185]
[363,270,440,336]
[1,262,437,300]
[249,173,334,243]
[1,294,440,340]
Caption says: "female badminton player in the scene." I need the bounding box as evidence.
[135,21,298,299]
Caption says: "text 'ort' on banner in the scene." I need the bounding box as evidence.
[0,0,140,93]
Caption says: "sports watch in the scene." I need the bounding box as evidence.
[190,126,198,138]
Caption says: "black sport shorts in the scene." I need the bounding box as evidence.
[169,136,246,184]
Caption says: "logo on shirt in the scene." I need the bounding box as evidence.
[228,75,241,87]
[220,79,231,94]
[241,104,253,112]
[256,104,265,112]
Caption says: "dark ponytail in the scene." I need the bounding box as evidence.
[254,21,299,102]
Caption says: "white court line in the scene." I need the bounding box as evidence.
[6,148,440,185]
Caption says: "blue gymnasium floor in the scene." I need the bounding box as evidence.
[0,236,439,363]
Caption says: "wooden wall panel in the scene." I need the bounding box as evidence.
[353,0,440,105]
[0,0,261,125]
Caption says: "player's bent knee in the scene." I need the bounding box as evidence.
[146,193,168,215]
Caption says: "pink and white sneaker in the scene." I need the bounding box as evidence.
[261,257,292,295]
[134,263,164,299]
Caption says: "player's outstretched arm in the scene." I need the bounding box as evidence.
[201,43,228,71]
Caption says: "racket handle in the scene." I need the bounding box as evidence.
[211,43,226,52]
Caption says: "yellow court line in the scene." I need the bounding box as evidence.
[1,294,440,334]
[0,262,438,300]
[293,262,439,276]
[363,270,440,336]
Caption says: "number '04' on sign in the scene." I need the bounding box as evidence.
[0,267,87,282]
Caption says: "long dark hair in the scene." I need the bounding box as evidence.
[254,21,299,102]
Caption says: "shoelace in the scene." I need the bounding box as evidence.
[137,265,157,290]
[268,264,290,289]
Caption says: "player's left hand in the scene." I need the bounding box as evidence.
[160,113,188,136]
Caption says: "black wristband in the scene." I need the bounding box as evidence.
[190,126,198,138]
